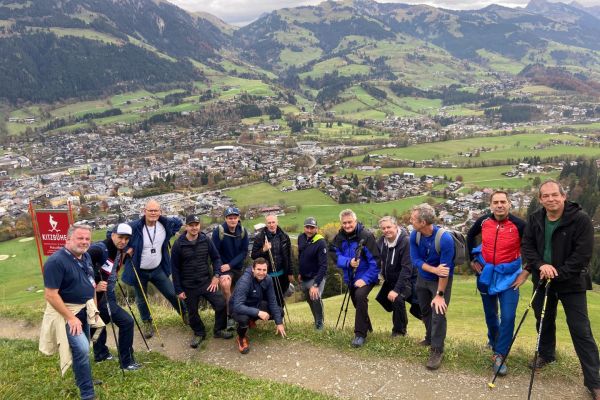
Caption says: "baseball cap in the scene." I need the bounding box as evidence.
[185,215,200,224]
[224,207,240,217]
[304,217,318,227]
[115,223,132,236]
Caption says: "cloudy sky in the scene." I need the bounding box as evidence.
[170,0,600,25]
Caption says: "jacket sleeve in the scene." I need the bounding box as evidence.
[559,213,594,276]
[229,228,249,270]
[360,246,380,285]
[409,231,425,269]
[231,275,260,318]
[521,215,544,271]
[170,241,183,295]
[393,234,413,296]
[466,216,483,261]
[168,217,183,237]
[315,239,328,285]
[250,231,266,260]
[334,244,351,270]
[266,277,283,325]
[207,238,223,277]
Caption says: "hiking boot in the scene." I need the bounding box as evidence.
[189,334,205,349]
[227,317,236,331]
[426,348,443,370]
[248,319,256,329]
[418,338,431,347]
[351,336,365,348]
[214,330,234,340]
[315,321,324,331]
[529,356,555,370]
[237,335,249,354]
[94,353,113,363]
[124,362,143,371]
[93,379,103,386]
[492,354,508,376]
[143,321,154,339]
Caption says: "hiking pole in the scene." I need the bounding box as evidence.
[100,278,124,377]
[488,279,545,389]
[265,237,291,325]
[335,286,350,329]
[128,256,165,348]
[340,285,352,329]
[527,279,552,400]
[336,239,365,330]
[116,280,151,352]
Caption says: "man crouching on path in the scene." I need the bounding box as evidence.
[230,257,286,354]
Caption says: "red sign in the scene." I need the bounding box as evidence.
[35,210,71,256]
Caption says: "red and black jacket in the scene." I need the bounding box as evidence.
[467,213,525,265]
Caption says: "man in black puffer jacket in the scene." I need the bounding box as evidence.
[171,215,233,348]
[376,216,420,337]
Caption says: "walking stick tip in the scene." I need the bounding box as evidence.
[487,382,496,389]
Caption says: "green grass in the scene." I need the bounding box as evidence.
[0,339,333,400]
[47,28,122,44]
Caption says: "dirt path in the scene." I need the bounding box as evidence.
[0,318,588,399]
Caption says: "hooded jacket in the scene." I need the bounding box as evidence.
[377,228,415,297]
[298,233,328,285]
[331,222,380,285]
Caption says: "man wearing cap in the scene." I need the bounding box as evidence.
[298,217,328,330]
[88,223,141,371]
[251,214,293,317]
[171,215,233,348]
[122,199,185,339]
[212,206,249,329]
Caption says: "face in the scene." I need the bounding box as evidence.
[490,193,510,220]
[266,215,278,233]
[225,214,239,229]
[341,214,357,233]
[539,182,566,214]
[111,233,130,250]
[410,210,426,233]
[144,200,161,223]
[66,228,92,257]
[380,220,398,240]
[304,225,317,238]
[252,262,268,281]
[186,222,201,237]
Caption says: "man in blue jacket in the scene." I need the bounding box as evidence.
[298,217,328,330]
[332,209,380,348]
[212,206,249,329]
[122,199,185,339]
[409,203,454,370]
[230,257,286,354]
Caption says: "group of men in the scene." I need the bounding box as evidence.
[41,179,599,400]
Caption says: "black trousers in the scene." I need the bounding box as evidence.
[232,300,281,338]
[532,284,600,389]
[183,283,227,337]
[349,283,375,338]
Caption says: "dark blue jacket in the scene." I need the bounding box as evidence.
[331,223,380,285]
[211,222,249,271]
[298,233,328,286]
[122,215,183,286]
[230,268,283,325]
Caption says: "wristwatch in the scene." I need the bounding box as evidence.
[436,290,444,297]
[313,283,319,288]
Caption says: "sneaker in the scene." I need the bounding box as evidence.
[418,338,431,347]
[227,317,236,331]
[143,321,154,339]
[426,348,443,370]
[124,363,142,371]
[93,379,103,386]
[237,336,249,354]
[190,334,205,348]
[94,353,113,363]
[351,336,365,348]
[492,354,508,376]
[214,330,234,339]
[529,356,555,370]
[248,319,256,329]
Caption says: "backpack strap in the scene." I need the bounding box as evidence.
[434,228,446,255]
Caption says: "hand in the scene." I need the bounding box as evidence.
[257,311,270,321]
[309,286,320,301]
[178,292,186,300]
[262,239,271,252]
[288,274,295,283]
[436,264,449,277]
[354,279,366,288]
[67,316,83,336]
[126,248,134,257]
[387,290,399,302]
[207,277,219,292]
[540,264,558,280]
[96,281,107,292]
[431,295,448,315]
[275,324,286,338]
[350,258,359,268]
[510,270,530,289]
[470,261,482,274]
[221,264,231,273]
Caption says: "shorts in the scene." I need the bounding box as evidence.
[220,268,243,286]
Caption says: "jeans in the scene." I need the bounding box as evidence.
[532,284,600,389]
[300,278,326,329]
[92,293,135,368]
[133,267,185,322]
[416,275,453,352]
[479,284,519,356]
[66,308,95,400]
[349,283,375,338]
[183,283,227,336]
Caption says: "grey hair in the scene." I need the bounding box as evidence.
[339,209,357,221]
[67,223,93,238]
[378,216,397,226]
[538,179,566,197]
[411,203,436,224]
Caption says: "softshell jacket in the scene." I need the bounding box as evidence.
[331,223,380,285]
[522,201,594,293]
[230,268,283,325]
[377,229,415,298]
[211,222,249,271]
[298,233,328,286]
[251,226,292,276]
[170,232,222,294]
[122,215,183,286]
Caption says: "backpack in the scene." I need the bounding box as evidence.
[416,227,467,267]
[217,224,247,241]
